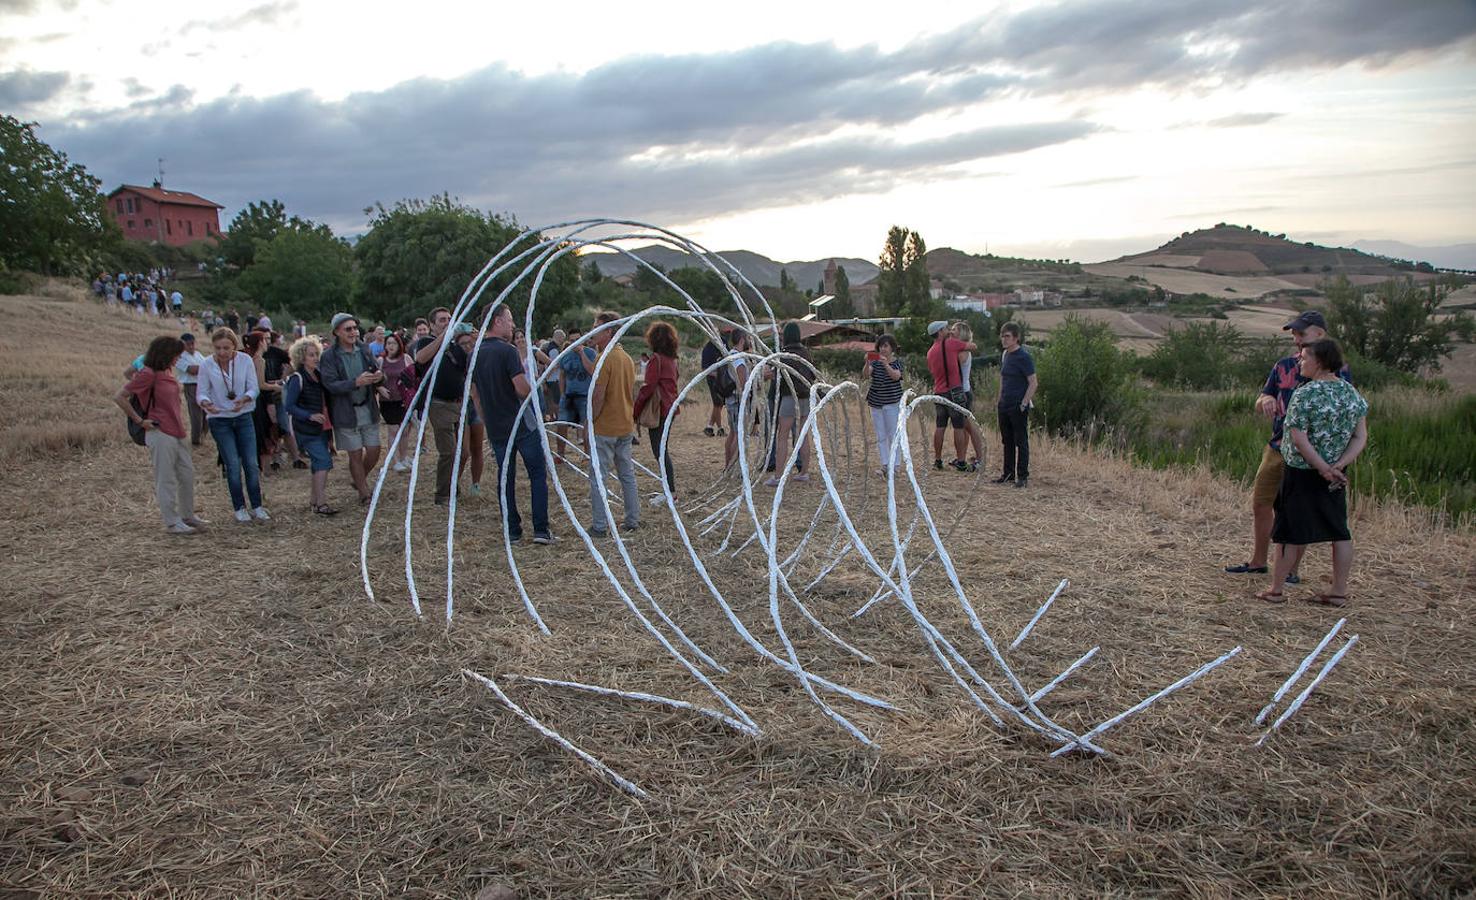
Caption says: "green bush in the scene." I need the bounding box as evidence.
[0,267,38,295]
[1034,316,1142,437]
[811,347,868,379]
[1140,321,1247,390]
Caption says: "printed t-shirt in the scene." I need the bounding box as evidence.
[1262,355,1353,449]
[592,345,635,437]
[1281,379,1368,470]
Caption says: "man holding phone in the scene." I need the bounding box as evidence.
[320,312,384,504]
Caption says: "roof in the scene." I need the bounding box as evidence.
[109,184,223,209]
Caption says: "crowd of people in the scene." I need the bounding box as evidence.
[95,269,183,318]
[114,301,1368,606]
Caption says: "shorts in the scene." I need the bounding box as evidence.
[724,395,743,426]
[381,399,406,425]
[1252,443,1284,508]
[707,378,723,405]
[335,420,382,452]
[297,432,334,473]
[559,393,587,425]
[776,395,810,420]
[935,399,968,429]
[466,399,482,427]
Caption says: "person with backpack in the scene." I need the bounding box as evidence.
[554,326,595,467]
[283,336,338,516]
[764,322,819,488]
[633,320,680,490]
[320,312,384,505]
[721,329,750,470]
[115,336,206,534]
[700,336,727,437]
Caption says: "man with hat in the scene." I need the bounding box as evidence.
[1225,309,1352,580]
[925,320,975,472]
[174,333,209,445]
[320,312,384,504]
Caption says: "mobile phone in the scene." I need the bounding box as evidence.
[865,351,880,362]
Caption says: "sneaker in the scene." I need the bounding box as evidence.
[934,459,944,471]
[589,527,609,538]
[1285,573,1302,585]
[392,460,409,473]
[234,508,252,524]
[622,522,640,532]
[968,458,980,473]
[716,427,726,436]
[703,426,715,437]
[533,531,555,544]
[950,459,968,473]
[182,516,210,527]
[764,476,781,488]
[1224,562,1270,575]
[793,472,810,482]
[468,483,481,497]
[166,522,197,534]
[507,531,524,544]
[252,506,272,521]
[1014,477,1028,489]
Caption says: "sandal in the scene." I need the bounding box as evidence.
[1226,562,1269,574]
[313,504,339,516]
[1304,593,1348,608]
[1255,590,1286,604]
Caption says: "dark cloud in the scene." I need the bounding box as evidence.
[179,1,297,35]
[1204,112,1284,128]
[42,0,1476,233]
[0,68,69,107]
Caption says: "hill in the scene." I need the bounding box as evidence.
[579,244,879,289]
[1353,239,1476,271]
[922,246,1125,295]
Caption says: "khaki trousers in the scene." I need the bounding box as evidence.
[146,429,196,526]
[429,399,462,502]
[182,385,206,445]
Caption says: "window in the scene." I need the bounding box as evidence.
[144,218,152,227]
[127,220,136,229]
[187,220,194,236]
[205,223,213,235]
[166,219,172,235]
[126,198,134,213]
[115,199,124,214]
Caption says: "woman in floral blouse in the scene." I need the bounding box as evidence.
[1259,339,1368,607]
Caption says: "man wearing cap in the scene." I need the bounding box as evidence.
[413,308,476,506]
[1225,310,1352,579]
[320,312,384,504]
[925,320,976,472]
[174,333,209,445]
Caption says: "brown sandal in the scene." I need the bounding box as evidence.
[1256,590,1286,604]
[1304,593,1348,608]
[313,504,339,516]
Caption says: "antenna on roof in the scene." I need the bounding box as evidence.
[155,157,165,190]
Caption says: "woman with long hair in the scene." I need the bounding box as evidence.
[377,331,417,472]
[114,335,206,533]
[284,336,338,516]
[633,320,680,490]
[242,331,281,475]
[860,333,904,476]
[951,321,986,471]
[197,327,268,522]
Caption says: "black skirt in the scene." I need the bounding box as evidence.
[1271,464,1351,545]
[381,400,406,425]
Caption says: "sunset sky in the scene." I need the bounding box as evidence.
[5,0,1475,262]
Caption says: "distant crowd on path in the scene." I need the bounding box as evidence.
[95,269,184,318]
[112,298,1368,609]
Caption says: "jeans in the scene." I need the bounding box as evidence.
[208,412,262,511]
[998,406,1030,479]
[647,423,675,491]
[491,427,549,537]
[591,433,639,532]
[870,403,899,470]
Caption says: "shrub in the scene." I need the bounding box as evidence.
[1034,316,1141,437]
[1140,321,1247,390]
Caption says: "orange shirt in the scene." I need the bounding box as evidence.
[593,345,635,437]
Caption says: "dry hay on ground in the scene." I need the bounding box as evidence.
[1196,250,1269,274]
[3,291,1476,897]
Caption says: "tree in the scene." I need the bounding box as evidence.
[904,230,930,313]
[354,194,578,333]
[238,228,354,320]
[220,199,329,269]
[877,225,930,315]
[830,265,853,317]
[1325,275,1473,373]
[583,259,603,286]
[0,116,113,275]
[779,268,793,292]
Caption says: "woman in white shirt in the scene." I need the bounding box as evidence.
[196,327,270,523]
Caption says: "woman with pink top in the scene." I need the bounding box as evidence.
[114,335,207,533]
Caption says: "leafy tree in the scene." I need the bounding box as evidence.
[1035,316,1141,437]
[0,116,113,275]
[779,268,793,292]
[876,225,930,315]
[354,194,578,333]
[220,199,329,269]
[830,265,853,318]
[1140,321,1248,390]
[904,230,930,314]
[238,228,354,321]
[583,259,603,286]
[1325,275,1473,373]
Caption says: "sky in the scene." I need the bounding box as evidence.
[4,0,1475,263]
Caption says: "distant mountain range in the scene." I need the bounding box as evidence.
[1351,240,1476,271]
[580,245,879,290]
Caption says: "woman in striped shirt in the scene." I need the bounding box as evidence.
[862,333,904,476]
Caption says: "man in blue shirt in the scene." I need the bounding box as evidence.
[993,323,1037,488]
[471,305,552,544]
[553,326,595,467]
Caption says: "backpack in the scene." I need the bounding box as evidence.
[126,378,162,446]
[713,363,738,399]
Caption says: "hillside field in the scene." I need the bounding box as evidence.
[2,285,1475,897]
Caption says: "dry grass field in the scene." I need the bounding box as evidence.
[3,286,1475,897]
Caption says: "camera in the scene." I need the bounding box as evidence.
[226,389,237,400]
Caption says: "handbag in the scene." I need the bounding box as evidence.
[126,379,161,446]
[636,394,663,429]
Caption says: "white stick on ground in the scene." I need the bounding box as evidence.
[503,673,760,736]
[1255,635,1358,747]
[1020,646,1100,707]
[1010,579,1069,650]
[1255,618,1346,725]
[462,669,648,798]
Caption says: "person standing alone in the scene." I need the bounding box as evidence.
[994,322,1036,488]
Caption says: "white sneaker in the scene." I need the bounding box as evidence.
[166,522,197,534]
[252,506,272,521]
[392,460,409,473]
[234,508,252,524]
[183,516,210,527]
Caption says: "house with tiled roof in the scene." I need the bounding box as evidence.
[107,181,223,247]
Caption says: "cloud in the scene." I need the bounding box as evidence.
[1204,112,1284,128]
[41,0,1476,233]
[180,1,297,35]
[0,68,70,107]
[1054,175,1139,189]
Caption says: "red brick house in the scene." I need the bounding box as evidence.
[107,182,223,247]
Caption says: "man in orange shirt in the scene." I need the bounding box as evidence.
[588,311,641,537]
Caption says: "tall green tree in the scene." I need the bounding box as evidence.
[220,199,329,269]
[1325,275,1473,373]
[903,230,930,313]
[0,116,113,275]
[353,194,578,333]
[831,265,853,317]
[877,225,910,315]
[779,268,793,292]
[238,228,354,320]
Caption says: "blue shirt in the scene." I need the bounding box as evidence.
[472,337,534,443]
[998,346,1035,409]
[558,346,595,396]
